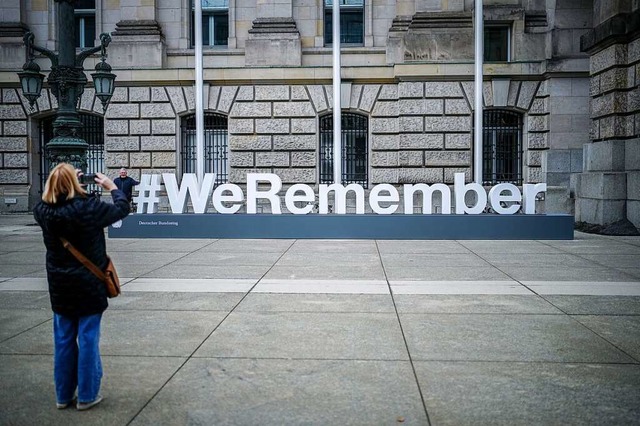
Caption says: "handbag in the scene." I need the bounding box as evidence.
[60,238,121,298]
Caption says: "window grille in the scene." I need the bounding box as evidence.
[324,0,364,46]
[191,0,229,47]
[482,109,523,185]
[39,114,104,194]
[74,0,96,48]
[319,113,368,187]
[181,113,228,185]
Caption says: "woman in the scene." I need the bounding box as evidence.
[33,163,130,411]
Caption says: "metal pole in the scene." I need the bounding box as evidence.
[332,0,342,184]
[474,0,483,184]
[195,0,205,182]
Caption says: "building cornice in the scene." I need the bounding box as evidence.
[581,8,640,54]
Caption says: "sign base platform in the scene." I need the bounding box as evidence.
[108,214,574,240]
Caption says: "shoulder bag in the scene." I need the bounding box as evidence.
[60,237,121,298]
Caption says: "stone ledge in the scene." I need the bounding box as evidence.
[248,18,300,34]
[581,9,640,54]
[112,20,164,38]
[0,22,28,38]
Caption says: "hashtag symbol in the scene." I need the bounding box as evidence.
[133,174,161,214]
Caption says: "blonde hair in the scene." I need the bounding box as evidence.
[42,163,86,204]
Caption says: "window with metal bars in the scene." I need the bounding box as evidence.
[39,114,104,194]
[319,113,368,187]
[482,109,523,185]
[181,113,228,185]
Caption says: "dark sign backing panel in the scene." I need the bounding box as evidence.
[108,214,574,240]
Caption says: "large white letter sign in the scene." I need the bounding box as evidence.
[488,183,521,214]
[247,173,282,214]
[369,184,399,214]
[164,173,215,214]
[404,183,452,214]
[134,174,161,213]
[212,183,244,214]
[135,172,549,216]
[319,183,365,214]
[522,183,547,214]
[454,173,487,214]
[285,184,315,214]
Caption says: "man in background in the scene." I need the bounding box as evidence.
[113,168,139,209]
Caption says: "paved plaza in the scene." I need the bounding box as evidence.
[1,213,639,425]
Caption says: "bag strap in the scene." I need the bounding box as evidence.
[59,237,106,282]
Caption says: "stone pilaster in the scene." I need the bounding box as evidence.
[245,0,301,66]
[386,11,473,65]
[109,20,166,69]
[0,0,28,70]
[0,22,28,70]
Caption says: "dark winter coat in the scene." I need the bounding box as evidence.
[113,176,140,202]
[33,189,130,318]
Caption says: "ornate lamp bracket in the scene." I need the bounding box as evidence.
[19,10,116,171]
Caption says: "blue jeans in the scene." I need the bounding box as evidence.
[53,313,103,404]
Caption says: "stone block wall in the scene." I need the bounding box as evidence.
[577,4,640,227]
[228,85,316,183]
[589,42,639,143]
[540,76,591,214]
[0,78,554,212]
[105,86,186,181]
[0,88,31,212]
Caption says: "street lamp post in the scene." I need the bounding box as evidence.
[17,0,116,170]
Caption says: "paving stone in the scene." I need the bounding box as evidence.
[173,251,282,266]
[394,294,561,314]
[415,361,640,426]
[236,293,395,313]
[384,266,511,281]
[543,295,640,315]
[0,354,184,425]
[0,291,50,310]
[501,266,637,282]
[401,313,634,362]
[573,315,640,360]
[142,264,270,279]
[131,358,427,425]
[194,311,407,360]
[0,309,51,341]
[380,253,488,267]
[106,292,244,311]
[264,264,386,280]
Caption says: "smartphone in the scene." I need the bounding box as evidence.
[80,173,97,184]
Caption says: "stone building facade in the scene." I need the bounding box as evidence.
[0,0,635,226]
[574,0,640,227]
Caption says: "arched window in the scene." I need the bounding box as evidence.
[319,112,368,187]
[39,113,104,194]
[181,112,228,185]
[483,109,523,185]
